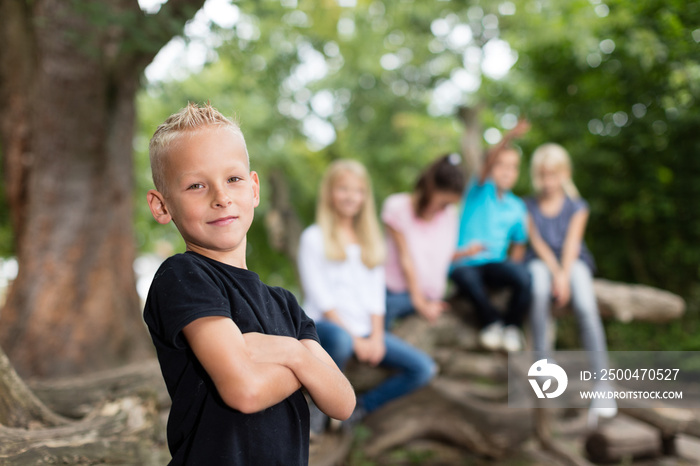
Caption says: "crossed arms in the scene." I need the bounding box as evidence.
[183,316,356,419]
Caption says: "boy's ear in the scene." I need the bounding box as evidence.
[250,171,261,208]
[147,189,173,225]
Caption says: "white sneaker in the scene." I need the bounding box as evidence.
[479,322,504,351]
[501,325,524,352]
[588,397,618,429]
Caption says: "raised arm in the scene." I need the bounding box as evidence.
[479,119,531,184]
[183,316,302,414]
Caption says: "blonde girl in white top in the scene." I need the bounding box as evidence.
[298,159,435,433]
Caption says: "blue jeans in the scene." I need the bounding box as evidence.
[315,320,436,413]
[449,261,531,328]
[385,291,415,330]
[529,259,609,375]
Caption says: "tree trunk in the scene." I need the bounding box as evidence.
[0,0,205,378]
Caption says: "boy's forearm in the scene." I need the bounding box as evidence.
[290,340,356,420]
[243,333,355,420]
[236,362,302,412]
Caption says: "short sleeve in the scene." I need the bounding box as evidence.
[381,193,409,233]
[283,289,320,343]
[523,196,537,215]
[144,256,231,349]
[571,197,589,213]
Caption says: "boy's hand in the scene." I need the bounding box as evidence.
[243,332,299,366]
[510,118,531,139]
[454,243,485,260]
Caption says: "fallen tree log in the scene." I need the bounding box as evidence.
[359,378,532,460]
[585,414,666,463]
[590,279,685,323]
[432,348,508,383]
[534,407,595,466]
[447,279,685,325]
[620,400,700,438]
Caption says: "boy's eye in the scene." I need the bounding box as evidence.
[187,183,204,190]
[228,176,242,183]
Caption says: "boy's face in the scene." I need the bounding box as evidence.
[148,126,259,265]
[490,149,520,192]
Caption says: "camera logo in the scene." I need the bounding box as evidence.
[528,359,568,399]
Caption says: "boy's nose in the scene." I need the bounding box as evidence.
[211,188,232,207]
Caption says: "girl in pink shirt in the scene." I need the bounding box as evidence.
[382,154,466,327]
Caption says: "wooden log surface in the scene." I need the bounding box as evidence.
[360,378,532,460]
[452,279,685,324]
[620,400,700,438]
[580,279,683,323]
[585,414,665,463]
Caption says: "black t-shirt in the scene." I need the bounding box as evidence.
[143,251,319,465]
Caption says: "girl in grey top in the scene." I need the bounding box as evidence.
[525,143,616,426]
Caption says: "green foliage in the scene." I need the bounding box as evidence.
[133,0,700,309]
[135,0,468,286]
[1,0,695,349]
[491,0,700,295]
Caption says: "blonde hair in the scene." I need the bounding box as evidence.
[530,143,580,199]
[316,159,385,268]
[149,102,248,194]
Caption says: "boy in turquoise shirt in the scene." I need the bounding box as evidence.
[450,120,531,352]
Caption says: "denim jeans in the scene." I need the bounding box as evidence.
[528,259,609,375]
[385,290,415,330]
[449,261,531,328]
[314,320,436,413]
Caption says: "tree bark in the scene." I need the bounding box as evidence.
[360,379,532,460]
[585,415,664,463]
[0,0,205,378]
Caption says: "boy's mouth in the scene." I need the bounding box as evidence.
[208,216,238,226]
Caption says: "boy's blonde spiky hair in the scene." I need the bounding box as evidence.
[148,102,248,193]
